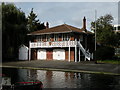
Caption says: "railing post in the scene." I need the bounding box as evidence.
[69,46,70,62]
[69,39,71,62]
[79,46,80,62]
[85,56,86,61]
[75,39,77,62]
[78,40,80,62]
[29,41,31,61]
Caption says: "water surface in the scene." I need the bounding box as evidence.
[2,68,120,89]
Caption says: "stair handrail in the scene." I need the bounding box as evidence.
[77,42,91,60]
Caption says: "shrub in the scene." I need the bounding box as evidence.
[94,46,115,60]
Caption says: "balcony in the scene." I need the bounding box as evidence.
[29,41,77,48]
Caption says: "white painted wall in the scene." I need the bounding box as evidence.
[19,45,28,60]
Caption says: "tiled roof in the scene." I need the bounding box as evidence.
[28,24,93,35]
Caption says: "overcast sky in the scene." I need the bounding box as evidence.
[14,2,118,30]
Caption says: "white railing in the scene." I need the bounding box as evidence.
[77,42,92,61]
[30,41,77,48]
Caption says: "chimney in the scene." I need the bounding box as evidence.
[83,16,86,31]
[46,22,49,28]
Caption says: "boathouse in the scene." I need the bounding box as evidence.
[28,17,94,62]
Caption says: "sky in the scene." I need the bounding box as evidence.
[13,2,118,30]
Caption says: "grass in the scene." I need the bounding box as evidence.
[97,60,120,64]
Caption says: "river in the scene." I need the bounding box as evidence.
[2,68,120,89]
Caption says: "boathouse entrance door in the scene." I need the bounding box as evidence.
[53,49,65,60]
[37,49,46,60]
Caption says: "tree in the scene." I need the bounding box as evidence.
[27,8,46,32]
[2,3,28,61]
[91,14,119,60]
[91,14,118,47]
[116,32,120,47]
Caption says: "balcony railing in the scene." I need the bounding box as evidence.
[29,41,77,48]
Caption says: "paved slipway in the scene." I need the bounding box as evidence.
[1,60,120,75]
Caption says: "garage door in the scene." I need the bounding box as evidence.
[37,49,46,60]
[53,49,65,60]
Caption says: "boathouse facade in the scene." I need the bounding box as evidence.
[28,17,94,62]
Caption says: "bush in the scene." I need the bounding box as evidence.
[94,46,115,60]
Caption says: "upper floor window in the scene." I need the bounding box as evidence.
[46,34,54,41]
[62,34,70,41]
[37,35,45,42]
[54,34,58,41]
[46,35,50,41]
[37,34,71,42]
[36,36,41,42]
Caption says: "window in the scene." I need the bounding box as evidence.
[67,34,70,41]
[54,34,58,41]
[36,36,38,41]
[40,35,42,41]
[42,35,46,41]
[59,34,62,38]
[39,35,45,41]
[46,35,50,41]
[62,34,70,41]
[36,36,41,41]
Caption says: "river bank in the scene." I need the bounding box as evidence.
[1,60,120,75]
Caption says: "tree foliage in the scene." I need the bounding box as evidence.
[116,33,120,47]
[95,46,115,60]
[27,8,46,32]
[91,14,118,47]
[2,3,47,61]
[2,3,28,60]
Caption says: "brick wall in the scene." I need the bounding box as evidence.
[46,49,53,60]
[65,48,75,61]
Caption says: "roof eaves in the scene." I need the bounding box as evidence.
[27,31,72,36]
[72,31,86,34]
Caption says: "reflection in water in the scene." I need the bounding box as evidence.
[46,71,53,87]
[2,68,120,89]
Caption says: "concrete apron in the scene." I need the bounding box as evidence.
[1,60,120,76]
